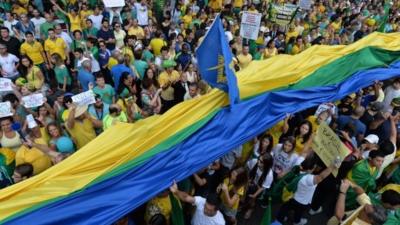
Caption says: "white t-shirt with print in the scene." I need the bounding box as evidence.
[192,196,225,225]
[134,3,149,26]
[272,144,304,174]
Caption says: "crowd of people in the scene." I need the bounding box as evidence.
[0,0,400,225]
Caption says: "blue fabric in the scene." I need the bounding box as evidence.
[110,64,132,91]
[5,62,400,225]
[77,69,95,92]
[337,115,367,135]
[196,15,239,106]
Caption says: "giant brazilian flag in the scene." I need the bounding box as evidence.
[1,32,400,224]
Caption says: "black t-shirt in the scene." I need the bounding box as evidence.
[97,28,116,50]
[0,37,21,57]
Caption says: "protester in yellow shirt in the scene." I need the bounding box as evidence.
[12,2,27,16]
[291,36,305,55]
[79,3,93,29]
[219,167,248,225]
[20,32,48,66]
[237,45,253,69]
[127,19,145,40]
[150,31,167,56]
[44,29,69,63]
[209,0,223,11]
[65,104,102,149]
[51,0,82,32]
[181,9,193,29]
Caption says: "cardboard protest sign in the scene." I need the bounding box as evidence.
[103,0,125,8]
[22,93,44,108]
[312,122,351,177]
[269,3,298,25]
[240,11,262,40]
[0,101,13,118]
[0,78,13,92]
[72,90,95,106]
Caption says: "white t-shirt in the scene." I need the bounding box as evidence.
[383,85,400,112]
[293,174,317,205]
[3,20,18,37]
[135,3,149,26]
[192,197,225,225]
[246,158,274,189]
[272,144,304,174]
[31,17,46,39]
[0,53,19,78]
[88,14,103,30]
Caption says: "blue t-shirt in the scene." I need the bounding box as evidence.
[77,69,95,91]
[338,115,367,136]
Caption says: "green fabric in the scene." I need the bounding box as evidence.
[169,193,185,225]
[270,166,301,203]
[378,1,391,32]
[40,22,55,39]
[286,173,307,193]
[289,47,400,90]
[83,27,99,39]
[260,197,272,225]
[70,40,87,52]
[90,46,99,60]
[0,154,14,177]
[54,65,72,86]
[384,209,400,225]
[143,49,155,62]
[93,84,115,105]
[133,60,148,79]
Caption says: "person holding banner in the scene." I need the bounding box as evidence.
[65,104,100,149]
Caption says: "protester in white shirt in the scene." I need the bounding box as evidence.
[30,9,46,39]
[275,156,338,225]
[0,44,19,79]
[134,0,149,26]
[170,182,225,225]
[88,6,104,30]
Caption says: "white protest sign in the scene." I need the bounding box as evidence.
[0,78,13,92]
[240,11,262,40]
[103,0,125,8]
[72,90,95,106]
[0,101,13,118]
[26,114,38,129]
[299,0,312,10]
[22,93,44,108]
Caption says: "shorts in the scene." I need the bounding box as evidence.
[221,204,237,218]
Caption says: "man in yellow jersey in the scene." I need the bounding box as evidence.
[44,28,70,66]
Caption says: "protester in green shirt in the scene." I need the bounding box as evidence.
[93,74,115,105]
[40,12,56,40]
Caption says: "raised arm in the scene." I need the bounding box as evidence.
[169,181,195,204]
[50,0,68,16]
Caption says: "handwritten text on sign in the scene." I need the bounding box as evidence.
[0,78,13,92]
[22,93,44,108]
[240,12,262,40]
[0,101,13,118]
[72,90,95,106]
[312,122,350,177]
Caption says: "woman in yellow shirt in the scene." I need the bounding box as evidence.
[264,40,278,59]
[50,0,82,32]
[219,167,248,225]
[19,55,45,92]
[284,120,313,155]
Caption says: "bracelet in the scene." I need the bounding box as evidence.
[339,191,346,195]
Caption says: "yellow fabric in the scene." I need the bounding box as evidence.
[158,70,180,88]
[44,38,67,60]
[12,6,27,16]
[182,15,192,29]
[65,118,96,149]
[150,38,167,56]
[26,66,44,90]
[268,120,284,146]
[68,14,82,32]
[294,136,305,154]
[20,41,45,65]
[0,148,15,165]
[79,10,93,29]
[107,58,118,70]
[233,0,244,8]
[15,146,52,175]
[127,27,145,40]
[220,178,244,210]
[145,195,172,225]
[1,33,400,221]
[237,54,252,69]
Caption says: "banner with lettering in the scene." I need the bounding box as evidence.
[269,3,298,26]
[312,122,351,177]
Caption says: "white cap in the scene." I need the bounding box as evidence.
[364,134,379,144]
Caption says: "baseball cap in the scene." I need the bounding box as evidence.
[369,101,384,112]
[364,134,379,144]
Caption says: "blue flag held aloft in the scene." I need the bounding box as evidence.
[196,15,240,106]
